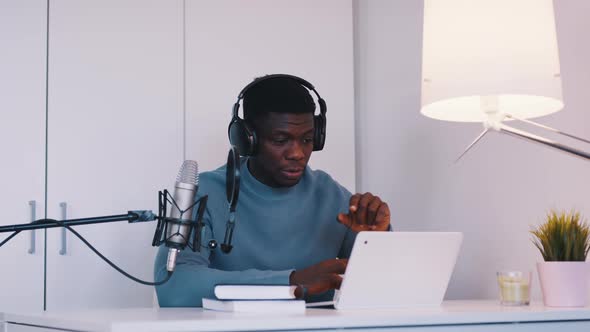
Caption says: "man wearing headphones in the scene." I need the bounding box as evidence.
[154,74,390,307]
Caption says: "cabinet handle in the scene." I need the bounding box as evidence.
[28,200,36,254]
[59,202,67,255]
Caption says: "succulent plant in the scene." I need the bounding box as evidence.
[531,210,590,261]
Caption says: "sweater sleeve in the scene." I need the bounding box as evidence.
[153,222,293,307]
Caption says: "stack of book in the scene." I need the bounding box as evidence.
[202,285,306,313]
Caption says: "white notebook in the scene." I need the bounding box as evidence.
[202,298,305,313]
[214,285,297,300]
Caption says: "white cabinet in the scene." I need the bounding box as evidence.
[0,0,47,313]
[185,0,356,191]
[44,0,183,310]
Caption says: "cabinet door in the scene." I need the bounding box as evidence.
[45,0,183,310]
[0,0,47,313]
[185,0,356,191]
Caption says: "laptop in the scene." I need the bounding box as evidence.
[307,231,463,310]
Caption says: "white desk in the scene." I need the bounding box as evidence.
[2,301,590,332]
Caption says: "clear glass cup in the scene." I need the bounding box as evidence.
[497,271,532,306]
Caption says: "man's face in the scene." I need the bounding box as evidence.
[248,112,315,187]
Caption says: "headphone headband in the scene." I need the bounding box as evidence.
[232,74,324,118]
[229,74,327,156]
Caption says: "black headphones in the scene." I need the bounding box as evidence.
[228,74,327,156]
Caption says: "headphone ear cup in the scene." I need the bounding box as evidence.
[228,118,257,156]
[313,114,326,151]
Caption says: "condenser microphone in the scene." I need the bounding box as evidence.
[165,160,199,272]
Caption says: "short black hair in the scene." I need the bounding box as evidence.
[243,76,315,122]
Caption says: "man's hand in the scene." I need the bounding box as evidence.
[289,259,347,299]
[337,193,390,232]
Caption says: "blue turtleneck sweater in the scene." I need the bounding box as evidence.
[154,161,356,307]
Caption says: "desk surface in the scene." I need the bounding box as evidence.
[3,301,590,332]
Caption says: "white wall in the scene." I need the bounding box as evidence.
[354,0,590,300]
[185,0,356,191]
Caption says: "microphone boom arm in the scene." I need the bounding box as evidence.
[0,210,155,233]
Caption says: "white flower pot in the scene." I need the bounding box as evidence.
[537,261,590,307]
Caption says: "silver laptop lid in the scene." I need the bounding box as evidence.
[335,231,463,310]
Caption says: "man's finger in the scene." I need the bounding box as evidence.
[305,274,344,295]
[375,203,391,230]
[348,194,361,226]
[294,285,306,299]
[322,258,348,274]
[356,193,373,226]
[330,273,344,290]
[367,197,382,227]
[349,194,361,212]
[335,258,348,275]
[337,213,352,228]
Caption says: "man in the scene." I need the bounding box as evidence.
[154,75,390,307]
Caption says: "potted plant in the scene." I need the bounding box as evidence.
[531,209,590,307]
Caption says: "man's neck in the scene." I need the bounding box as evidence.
[247,158,279,188]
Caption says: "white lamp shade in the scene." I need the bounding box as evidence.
[421,0,563,122]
